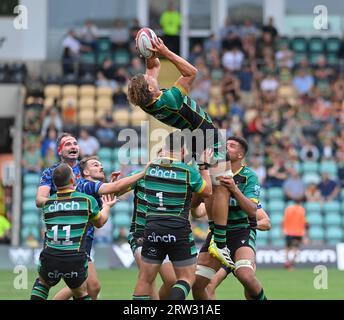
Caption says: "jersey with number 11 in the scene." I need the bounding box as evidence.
[42,189,100,255]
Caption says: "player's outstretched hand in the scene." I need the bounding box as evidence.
[148,37,170,57]
[102,194,118,208]
[144,160,153,172]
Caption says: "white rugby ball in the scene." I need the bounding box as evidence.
[135,28,158,59]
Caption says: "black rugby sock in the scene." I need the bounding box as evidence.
[167,280,190,300]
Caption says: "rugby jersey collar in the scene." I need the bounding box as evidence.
[159,156,179,162]
[56,188,75,194]
[145,90,164,107]
[233,165,245,176]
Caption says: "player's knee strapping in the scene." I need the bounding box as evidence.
[196,265,216,280]
[167,280,191,300]
[30,277,49,300]
[234,259,254,275]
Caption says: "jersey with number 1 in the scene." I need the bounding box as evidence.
[144,157,206,228]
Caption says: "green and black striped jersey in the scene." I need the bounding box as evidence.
[227,166,260,230]
[127,169,146,235]
[140,83,214,130]
[144,157,206,228]
[42,189,100,255]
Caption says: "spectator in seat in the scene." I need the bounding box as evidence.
[62,30,91,58]
[78,19,99,51]
[22,142,43,174]
[266,154,288,187]
[283,168,305,202]
[78,128,100,157]
[250,154,266,186]
[128,57,145,77]
[222,46,244,72]
[95,111,116,147]
[292,68,314,96]
[305,183,323,202]
[110,19,129,50]
[262,16,278,40]
[100,59,116,80]
[41,107,63,138]
[318,172,340,202]
[41,128,59,167]
[275,43,294,69]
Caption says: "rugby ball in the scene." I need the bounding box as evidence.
[135,28,158,59]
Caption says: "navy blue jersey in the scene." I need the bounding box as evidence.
[76,178,104,239]
[39,161,82,195]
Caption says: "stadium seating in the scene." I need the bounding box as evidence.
[307,212,323,226]
[309,226,325,241]
[270,212,283,225]
[324,213,341,226]
[267,187,284,200]
[323,201,340,214]
[325,226,343,245]
[267,200,285,214]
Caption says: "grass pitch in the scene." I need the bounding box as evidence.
[0,268,343,300]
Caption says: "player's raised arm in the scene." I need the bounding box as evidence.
[99,170,145,195]
[146,57,161,80]
[150,37,197,92]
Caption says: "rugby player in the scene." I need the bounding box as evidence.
[53,155,150,300]
[30,163,117,300]
[207,204,271,299]
[133,131,212,300]
[192,136,268,300]
[128,37,234,268]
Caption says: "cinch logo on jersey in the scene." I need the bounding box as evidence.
[149,167,177,179]
[47,201,80,212]
[148,232,177,243]
[47,271,78,278]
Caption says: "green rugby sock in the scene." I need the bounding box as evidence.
[251,288,267,300]
[214,224,227,248]
[132,295,150,300]
[73,295,92,300]
[30,278,49,300]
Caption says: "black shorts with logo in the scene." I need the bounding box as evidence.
[38,250,88,289]
[200,228,257,259]
[141,224,197,266]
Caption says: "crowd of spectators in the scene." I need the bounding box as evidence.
[183,17,344,204]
